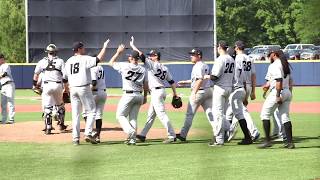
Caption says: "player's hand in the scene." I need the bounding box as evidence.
[276,96,282,104]
[130,36,135,47]
[243,99,248,106]
[262,91,267,99]
[103,39,110,49]
[250,92,256,100]
[117,44,125,53]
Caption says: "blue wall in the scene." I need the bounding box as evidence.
[10,62,320,88]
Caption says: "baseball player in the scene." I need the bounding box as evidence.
[227,41,260,142]
[204,41,235,146]
[130,37,177,143]
[176,48,215,142]
[109,44,148,145]
[90,64,107,143]
[33,44,68,134]
[224,41,253,145]
[259,50,294,149]
[65,39,109,145]
[0,53,15,124]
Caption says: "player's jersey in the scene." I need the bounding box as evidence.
[211,54,235,87]
[265,59,290,90]
[233,54,247,88]
[91,65,106,90]
[65,55,97,87]
[144,59,173,89]
[113,62,147,92]
[190,61,210,90]
[34,56,66,82]
[236,54,256,85]
[0,63,14,85]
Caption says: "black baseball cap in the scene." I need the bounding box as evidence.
[147,49,160,57]
[235,40,245,49]
[72,42,84,52]
[0,53,4,59]
[218,40,228,49]
[128,50,140,60]
[189,48,202,56]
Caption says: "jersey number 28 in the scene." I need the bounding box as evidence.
[154,69,167,80]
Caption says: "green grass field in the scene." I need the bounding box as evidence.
[0,87,319,180]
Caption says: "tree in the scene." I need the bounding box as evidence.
[0,0,26,63]
[295,0,320,44]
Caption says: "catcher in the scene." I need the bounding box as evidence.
[130,37,180,143]
[33,44,69,134]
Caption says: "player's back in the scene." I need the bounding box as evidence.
[146,60,172,89]
[233,54,247,88]
[65,55,97,87]
[35,57,65,82]
[191,61,211,89]
[212,54,235,88]
[238,53,255,85]
[91,65,106,90]
[114,62,147,92]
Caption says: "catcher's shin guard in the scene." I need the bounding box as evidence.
[44,107,53,134]
[57,104,67,131]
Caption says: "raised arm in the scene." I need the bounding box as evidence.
[96,39,110,62]
[129,36,143,55]
[109,44,125,66]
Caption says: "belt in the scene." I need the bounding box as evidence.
[93,89,106,92]
[1,81,13,86]
[155,87,164,89]
[44,81,61,84]
[124,90,142,94]
[233,86,243,90]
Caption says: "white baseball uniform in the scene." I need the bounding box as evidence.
[139,58,176,139]
[0,63,15,124]
[34,56,66,130]
[227,54,260,138]
[260,59,292,124]
[91,65,107,120]
[65,55,98,142]
[211,54,234,144]
[179,61,215,139]
[112,62,147,143]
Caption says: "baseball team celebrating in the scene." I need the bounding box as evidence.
[0,36,294,149]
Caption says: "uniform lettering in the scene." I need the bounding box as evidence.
[224,63,234,73]
[154,69,167,80]
[125,71,142,82]
[70,63,80,74]
[243,61,252,71]
[98,70,104,80]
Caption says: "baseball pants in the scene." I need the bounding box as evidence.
[93,90,107,120]
[212,85,232,144]
[140,88,175,139]
[180,88,214,138]
[116,92,144,138]
[70,86,96,141]
[1,82,15,123]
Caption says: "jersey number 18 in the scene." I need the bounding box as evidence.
[70,63,80,74]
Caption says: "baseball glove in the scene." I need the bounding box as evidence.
[63,92,71,103]
[171,96,183,109]
[32,86,42,95]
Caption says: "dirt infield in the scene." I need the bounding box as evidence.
[0,121,206,143]
[14,102,320,113]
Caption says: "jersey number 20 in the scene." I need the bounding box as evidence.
[224,63,234,73]
[70,63,80,74]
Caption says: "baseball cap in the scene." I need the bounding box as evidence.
[147,49,160,57]
[189,48,202,56]
[235,40,245,49]
[72,42,84,52]
[218,40,228,49]
[46,44,58,52]
[128,50,140,60]
[0,53,4,59]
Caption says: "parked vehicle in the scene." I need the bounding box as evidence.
[285,49,302,60]
[300,48,320,60]
[284,44,315,51]
[248,48,270,61]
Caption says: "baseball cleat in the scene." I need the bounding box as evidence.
[258,141,272,149]
[283,142,295,149]
[251,132,260,142]
[59,124,68,132]
[95,136,101,143]
[126,138,136,146]
[73,140,80,146]
[163,138,176,144]
[45,129,52,135]
[176,134,186,142]
[6,120,14,124]
[237,138,253,145]
[227,128,238,142]
[136,135,146,142]
[84,135,98,144]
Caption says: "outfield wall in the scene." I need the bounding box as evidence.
[9,61,320,88]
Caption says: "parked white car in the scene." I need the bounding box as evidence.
[284,44,315,51]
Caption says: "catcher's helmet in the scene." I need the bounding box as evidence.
[46,44,58,52]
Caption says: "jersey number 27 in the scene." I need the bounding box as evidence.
[125,71,142,82]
